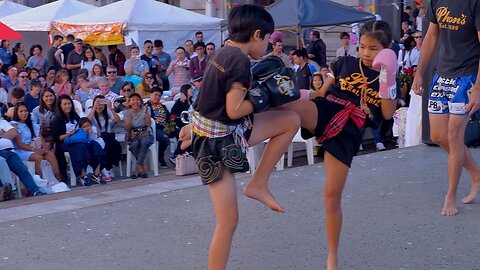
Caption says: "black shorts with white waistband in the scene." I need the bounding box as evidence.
[301,97,362,167]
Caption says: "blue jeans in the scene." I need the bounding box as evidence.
[156,128,170,162]
[0,156,15,190]
[129,135,154,165]
[0,150,38,194]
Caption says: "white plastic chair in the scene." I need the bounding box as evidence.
[72,99,85,117]
[163,100,175,112]
[84,99,94,111]
[286,129,314,167]
[126,118,159,177]
[64,152,77,187]
[246,142,285,175]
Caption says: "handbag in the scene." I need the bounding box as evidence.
[64,129,91,145]
[125,126,150,142]
[175,153,198,176]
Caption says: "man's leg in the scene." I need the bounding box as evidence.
[1,150,39,195]
[0,156,16,190]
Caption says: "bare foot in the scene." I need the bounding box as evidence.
[441,197,459,216]
[327,255,338,270]
[243,184,285,213]
[462,177,480,204]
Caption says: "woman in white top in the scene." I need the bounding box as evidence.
[80,47,102,77]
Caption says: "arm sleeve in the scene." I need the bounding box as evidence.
[66,52,73,65]
[225,57,251,93]
[429,0,438,24]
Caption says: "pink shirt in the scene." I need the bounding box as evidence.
[168,58,190,91]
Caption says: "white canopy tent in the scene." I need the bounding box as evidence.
[0,0,31,18]
[1,0,97,54]
[54,0,226,55]
[1,0,97,31]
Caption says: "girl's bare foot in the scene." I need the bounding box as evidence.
[462,177,480,204]
[327,255,338,270]
[441,196,459,216]
[243,184,285,213]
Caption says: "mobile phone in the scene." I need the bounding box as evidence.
[100,98,108,105]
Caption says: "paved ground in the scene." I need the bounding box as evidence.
[0,145,479,270]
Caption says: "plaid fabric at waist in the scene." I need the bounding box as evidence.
[316,94,366,144]
[191,111,251,152]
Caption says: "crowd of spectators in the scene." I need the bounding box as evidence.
[0,31,209,200]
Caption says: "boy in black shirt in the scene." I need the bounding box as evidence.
[191,5,300,269]
[412,0,480,216]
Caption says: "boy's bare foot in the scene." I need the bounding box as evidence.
[243,184,285,213]
[461,176,480,204]
[441,197,458,216]
[327,255,338,270]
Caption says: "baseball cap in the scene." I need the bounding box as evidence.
[73,38,83,44]
[191,74,203,83]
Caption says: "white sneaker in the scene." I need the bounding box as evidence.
[376,142,386,151]
[359,144,363,151]
[109,169,115,179]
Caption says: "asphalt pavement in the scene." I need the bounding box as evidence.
[0,145,479,270]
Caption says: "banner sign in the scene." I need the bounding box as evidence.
[50,22,124,46]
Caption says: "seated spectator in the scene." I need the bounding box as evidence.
[190,74,203,103]
[45,67,56,88]
[86,95,122,179]
[206,42,216,57]
[0,118,43,196]
[106,66,123,95]
[114,82,134,112]
[11,102,62,180]
[74,74,94,108]
[93,47,107,70]
[146,87,172,169]
[88,63,105,82]
[32,88,56,125]
[28,68,40,81]
[23,78,41,112]
[319,65,330,83]
[170,84,193,129]
[335,32,357,58]
[310,72,324,96]
[153,40,171,91]
[51,95,105,186]
[166,47,190,95]
[124,93,153,179]
[52,69,73,97]
[135,72,156,98]
[17,70,29,93]
[2,87,25,121]
[91,78,119,106]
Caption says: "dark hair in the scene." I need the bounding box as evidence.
[66,34,75,41]
[185,40,194,45]
[128,93,143,106]
[151,86,163,94]
[130,46,140,52]
[405,5,412,10]
[47,66,56,74]
[272,40,282,46]
[56,94,80,124]
[82,47,96,61]
[92,95,109,132]
[403,36,416,51]
[39,88,56,114]
[195,31,203,36]
[339,32,350,39]
[310,73,324,90]
[144,40,152,45]
[0,40,9,48]
[13,102,36,138]
[320,65,329,70]
[154,39,164,47]
[28,67,40,78]
[121,81,134,90]
[29,44,43,58]
[179,84,192,99]
[107,45,117,51]
[292,48,308,58]
[79,117,92,128]
[311,30,320,39]
[11,87,25,99]
[53,35,63,42]
[194,42,206,50]
[206,42,215,49]
[12,42,22,54]
[359,20,393,48]
[228,4,274,43]
[176,47,186,53]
